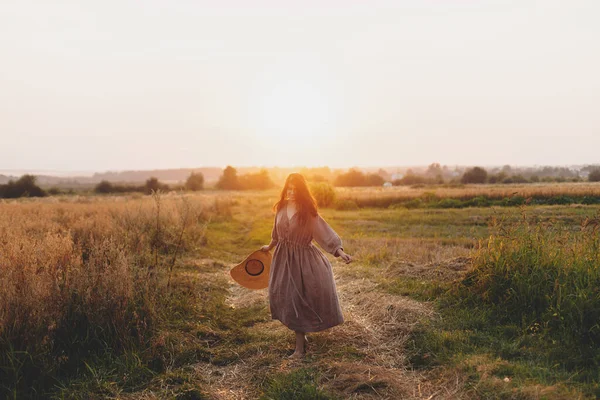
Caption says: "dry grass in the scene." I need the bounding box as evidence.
[0,193,223,397]
[2,189,597,399]
[337,183,600,202]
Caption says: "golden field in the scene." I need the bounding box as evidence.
[1,187,600,399]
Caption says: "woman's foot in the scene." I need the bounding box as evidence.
[288,332,307,359]
[288,350,305,359]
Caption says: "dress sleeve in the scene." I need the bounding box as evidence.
[271,212,279,244]
[312,214,343,257]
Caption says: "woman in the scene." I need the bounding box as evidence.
[261,173,352,358]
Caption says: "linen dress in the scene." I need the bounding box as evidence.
[268,206,345,332]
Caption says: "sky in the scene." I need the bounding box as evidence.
[1,0,599,172]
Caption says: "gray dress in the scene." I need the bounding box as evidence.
[268,207,344,332]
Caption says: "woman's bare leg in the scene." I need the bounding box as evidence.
[290,331,307,358]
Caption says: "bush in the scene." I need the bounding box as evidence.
[185,172,204,191]
[145,177,170,194]
[393,174,430,186]
[589,169,600,182]
[239,169,274,190]
[309,182,336,207]
[365,173,385,186]
[461,167,488,184]
[334,169,385,187]
[95,180,115,194]
[216,166,241,190]
[0,174,46,198]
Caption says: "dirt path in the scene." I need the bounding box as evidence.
[191,258,469,400]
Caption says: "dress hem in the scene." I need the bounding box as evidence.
[272,316,344,333]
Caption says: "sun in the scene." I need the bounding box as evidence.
[250,77,339,152]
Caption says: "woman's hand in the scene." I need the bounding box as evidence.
[260,245,271,252]
[337,249,353,264]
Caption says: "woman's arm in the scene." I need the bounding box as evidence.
[313,214,353,263]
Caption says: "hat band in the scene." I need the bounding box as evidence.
[245,259,265,276]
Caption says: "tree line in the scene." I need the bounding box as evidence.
[3,165,600,199]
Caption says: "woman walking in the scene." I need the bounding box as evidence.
[261,173,352,358]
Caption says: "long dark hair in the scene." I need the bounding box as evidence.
[273,173,318,226]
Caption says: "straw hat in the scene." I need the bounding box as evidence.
[230,249,272,290]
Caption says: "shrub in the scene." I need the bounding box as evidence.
[239,169,274,190]
[393,174,430,186]
[0,174,46,198]
[589,169,600,182]
[334,169,385,187]
[461,167,488,184]
[365,173,385,186]
[145,177,170,194]
[334,168,365,187]
[309,182,336,207]
[95,180,114,193]
[185,172,204,191]
[216,166,241,190]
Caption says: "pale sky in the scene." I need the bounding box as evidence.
[1,0,599,172]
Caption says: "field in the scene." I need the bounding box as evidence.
[1,185,600,399]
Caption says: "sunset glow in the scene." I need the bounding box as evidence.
[0,1,599,171]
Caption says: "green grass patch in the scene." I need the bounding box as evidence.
[407,211,600,398]
[260,368,336,400]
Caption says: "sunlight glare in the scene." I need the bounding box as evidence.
[257,80,332,146]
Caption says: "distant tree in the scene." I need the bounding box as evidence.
[95,180,114,194]
[506,175,529,184]
[589,169,600,182]
[0,174,46,198]
[393,173,429,186]
[365,173,385,186]
[377,168,391,181]
[461,167,488,184]
[488,172,507,184]
[216,166,241,190]
[239,169,274,190]
[334,169,366,187]
[185,172,204,191]
[307,174,328,183]
[425,163,443,178]
[145,177,169,194]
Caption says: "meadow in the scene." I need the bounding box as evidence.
[1,184,600,399]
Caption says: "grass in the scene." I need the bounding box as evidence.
[335,183,600,209]
[259,368,335,400]
[2,187,600,399]
[404,209,600,398]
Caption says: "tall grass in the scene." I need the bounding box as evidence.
[0,193,224,398]
[454,210,600,367]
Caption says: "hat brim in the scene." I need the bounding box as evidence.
[230,249,272,290]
